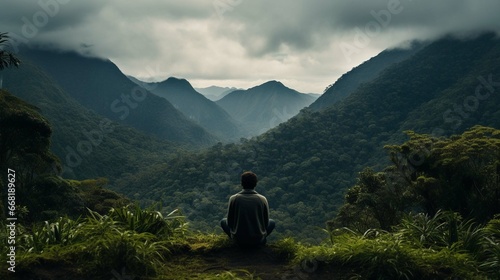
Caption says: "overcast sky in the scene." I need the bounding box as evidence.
[1,0,500,93]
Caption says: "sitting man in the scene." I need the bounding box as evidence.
[221,171,275,246]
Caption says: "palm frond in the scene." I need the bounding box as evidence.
[0,32,21,70]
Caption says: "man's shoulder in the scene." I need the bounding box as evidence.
[256,193,268,203]
[231,190,267,200]
[253,192,266,199]
[245,192,268,203]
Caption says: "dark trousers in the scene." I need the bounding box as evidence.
[220,218,276,244]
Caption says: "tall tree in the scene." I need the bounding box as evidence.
[0,32,21,89]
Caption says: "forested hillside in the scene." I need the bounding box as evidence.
[19,49,217,146]
[310,41,425,111]
[3,90,499,280]
[333,126,500,231]
[112,33,500,241]
[0,89,129,221]
[216,81,317,136]
[2,60,179,180]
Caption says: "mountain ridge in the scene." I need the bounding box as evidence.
[131,76,246,141]
[2,57,179,180]
[216,80,317,136]
[195,85,240,101]
[310,40,426,111]
[18,48,217,147]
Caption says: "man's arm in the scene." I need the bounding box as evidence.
[227,196,235,229]
[263,196,270,225]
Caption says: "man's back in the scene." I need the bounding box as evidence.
[221,171,275,246]
[228,189,269,244]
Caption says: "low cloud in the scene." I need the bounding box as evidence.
[1,0,499,92]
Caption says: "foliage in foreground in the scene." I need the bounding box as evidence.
[311,126,500,279]
[2,206,499,279]
[292,213,500,280]
[1,205,187,279]
[334,126,500,231]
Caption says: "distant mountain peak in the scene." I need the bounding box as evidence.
[163,77,193,88]
[165,76,188,83]
[137,76,244,141]
[264,80,283,85]
[195,85,241,101]
[216,80,316,136]
[259,80,286,88]
[18,48,218,146]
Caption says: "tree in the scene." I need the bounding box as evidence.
[332,167,410,231]
[0,90,61,219]
[332,126,500,231]
[0,32,21,88]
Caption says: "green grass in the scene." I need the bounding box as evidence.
[4,208,499,280]
[289,213,500,280]
[294,234,480,279]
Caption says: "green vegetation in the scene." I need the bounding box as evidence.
[282,127,499,279]
[2,203,287,279]
[333,126,500,231]
[2,33,500,278]
[0,89,61,219]
[19,49,218,146]
[0,32,21,89]
[0,89,130,222]
[0,32,21,70]
[3,207,498,279]
[290,214,500,279]
[2,59,180,181]
[137,77,244,141]
[311,41,424,111]
[111,34,500,242]
[216,80,317,136]
[3,116,498,278]
[2,206,186,279]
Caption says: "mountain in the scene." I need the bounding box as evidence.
[113,33,500,241]
[306,93,322,99]
[131,77,245,141]
[216,80,317,136]
[309,41,425,111]
[19,49,217,147]
[195,85,240,101]
[2,57,178,180]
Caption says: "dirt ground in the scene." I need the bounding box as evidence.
[12,244,354,280]
[165,245,351,280]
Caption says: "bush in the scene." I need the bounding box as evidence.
[15,206,186,278]
[294,224,487,279]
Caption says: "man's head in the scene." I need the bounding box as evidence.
[241,171,258,189]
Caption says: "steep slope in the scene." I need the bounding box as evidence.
[19,49,216,147]
[216,81,317,136]
[133,77,245,141]
[112,33,500,241]
[309,41,425,111]
[195,85,239,101]
[2,58,177,180]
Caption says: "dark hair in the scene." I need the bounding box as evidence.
[241,171,258,189]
